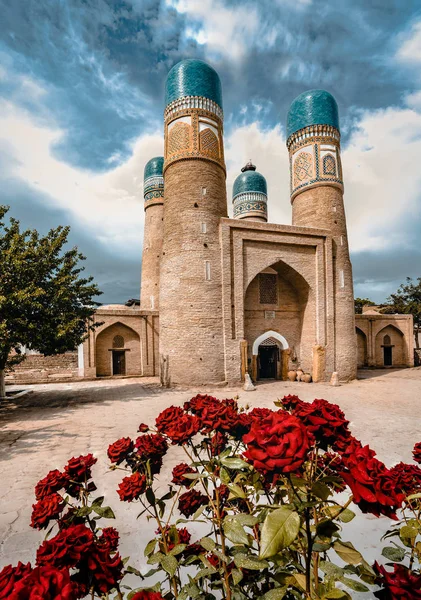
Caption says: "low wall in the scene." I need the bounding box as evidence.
[5,352,79,384]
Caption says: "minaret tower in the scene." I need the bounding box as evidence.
[232,161,268,222]
[159,59,228,385]
[140,156,164,310]
[286,90,356,381]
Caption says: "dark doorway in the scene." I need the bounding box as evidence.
[384,346,392,367]
[112,350,126,375]
[258,346,277,379]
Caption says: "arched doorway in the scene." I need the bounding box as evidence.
[252,331,289,380]
[96,322,141,377]
[356,327,368,368]
[375,325,405,367]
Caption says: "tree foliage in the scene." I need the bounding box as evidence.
[354,298,376,314]
[0,205,101,394]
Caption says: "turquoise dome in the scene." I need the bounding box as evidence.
[233,165,267,199]
[287,89,339,139]
[165,59,222,108]
[144,156,164,181]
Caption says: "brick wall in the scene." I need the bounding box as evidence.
[6,352,79,384]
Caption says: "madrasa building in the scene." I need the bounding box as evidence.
[8,59,414,387]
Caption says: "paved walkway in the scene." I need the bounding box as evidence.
[1,369,421,587]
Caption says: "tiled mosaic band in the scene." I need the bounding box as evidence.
[165,96,223,122]
[233,192,268,219]
[144,175,164,207]
[287,124,340,151]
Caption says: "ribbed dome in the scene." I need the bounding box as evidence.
[287,89,339,139]
[165,59,222,108]
[233,165,267,199]
[144,156,164,181]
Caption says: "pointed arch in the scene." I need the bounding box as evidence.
[252,330,289,355]
[96,321,140,377]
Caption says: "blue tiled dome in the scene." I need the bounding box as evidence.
[287,90,339,139]
[144,156,164,181]
[165,59,222,108]
[233,163,267,199]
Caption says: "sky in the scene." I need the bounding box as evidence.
[1,0,421,304]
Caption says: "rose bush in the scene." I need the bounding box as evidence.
[2,393,421,599]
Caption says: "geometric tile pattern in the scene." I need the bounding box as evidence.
[259,273,278,304]
[323,153,336,176]
[293,151,313,188]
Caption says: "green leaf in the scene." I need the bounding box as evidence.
[293,573,307,591]
[169,544,187,556]
[220,467,231,483]
[333,541,362,565]
[145,487,155,506]
[99,506,115,519]
[220,457,250,470]
[223,517,249,545]
[162,554,178,577]
[76,506,92,517]
[323,590,351,599]
[400,525,418,540]
[126,565,142,577]
[319,561,345,580]
[338,508,356,523]
[199,537,216,551]
[91,496,105,507]
[231,568,243,585]
[234,553,269,570]
[147,552,164,565]
[312,481,331,501]
[228,483,246,499]
[381,546,406,562]
[261,588,287,600]
[339,577,369,592]
[144,539,157,557]
[234,514,259,527]
[316,520,340,539]
[259,507,300,559]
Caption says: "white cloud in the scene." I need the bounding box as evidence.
[397,20,421,64]
[0,99,163,255]
[166,0,260,62]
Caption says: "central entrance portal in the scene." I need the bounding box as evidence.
[112,350,126,375]
[258,345,278,379]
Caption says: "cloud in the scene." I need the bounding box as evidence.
[397,20,421,65]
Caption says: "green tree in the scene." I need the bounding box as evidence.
[354,297,376,314]
[381,277,421,349]
[0,206,101,397]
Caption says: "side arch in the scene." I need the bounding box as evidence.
[374,324,406,367]
[96,322,141,377]
[356,327,368,368]
[252,330,289,355]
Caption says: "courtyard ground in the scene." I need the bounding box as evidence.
[1,368,421,595]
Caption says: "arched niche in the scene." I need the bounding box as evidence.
[96,322,140,377]
[374,324,405,367]
[244,259,312,375]
[356,327,368,368]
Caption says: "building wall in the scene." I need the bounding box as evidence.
[5,352,79,384]
[355,313,414,368]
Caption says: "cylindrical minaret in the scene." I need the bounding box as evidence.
[140,156,164,310]
[286,89,356,381]
[159,59,228,385]
[232,161,268,222]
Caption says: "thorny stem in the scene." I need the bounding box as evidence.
[152,502,179,598]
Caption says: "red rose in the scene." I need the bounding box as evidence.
[340,445,403,519]
[413,442,421,464]
[184,394,218,413]
[0,562,32,599]
[159,526,191,552]
[135,434,168,474]
[292,399,350,449]
[64,454,97,481]
[243,412,312,474]
[36,524,94,568]
[389,462,421,497]
[31,493,65,530]
[107,437,134,464]
[9,565,76,600]
[100,527,120,551]
[35,470,69,501]
[248,407,273,421]
[117,472,147,502]
[171,463,197,487]
[374,562,421,598]
[82,546,124,594]
[200,400,241,433]
[280,394,304,411]
[138,423,149,432]
[183,542,205,559]
[156,406,200,444]
[178,489,209,517]
[208,431,228,456]
[131,592,165,600]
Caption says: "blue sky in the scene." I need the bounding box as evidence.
[1,0,421,303]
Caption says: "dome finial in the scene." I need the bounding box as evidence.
[241,160,256,172]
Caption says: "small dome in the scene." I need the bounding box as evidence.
[165,59,222,109]
[144,156,164,181]
[233,162,267,199]
[287,89,339,139]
